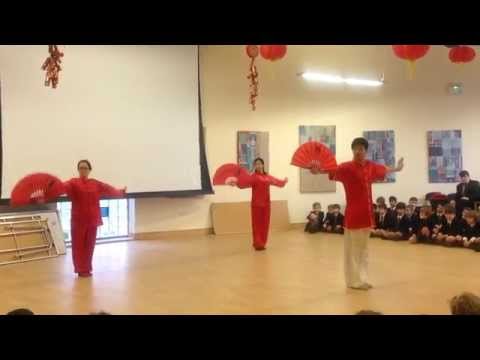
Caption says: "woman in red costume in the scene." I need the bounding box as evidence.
[63,160,126,277]
[228,158,287,251]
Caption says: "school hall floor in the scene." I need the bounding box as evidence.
[1,230,479,315]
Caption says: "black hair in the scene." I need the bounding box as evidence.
[389,196,397,202]
[77,159,92,171]
[333,204,341,210]
[444,205,456,215]
[409,197,418,202]
[376,196,386,204]
[355,310,383,315]
[351,137,369,151]
[6,308,34,315]
[459,170,470,178]
[90,311,111,315]
[396,202,406,210]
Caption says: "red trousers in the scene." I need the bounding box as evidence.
[71,222,98,274]
[251,205,271,248]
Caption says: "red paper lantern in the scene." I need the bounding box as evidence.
[449,46,476,64]
[392,45,430,79]
[260,45,287,61]
[246,45,259,58]
[392,45,430,61]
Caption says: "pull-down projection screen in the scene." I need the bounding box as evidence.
[0,45,209,198]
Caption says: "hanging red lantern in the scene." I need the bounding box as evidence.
[246,45,259,111]
[392,45,430,79]
[260,45,287,61]
[449,46,476,64]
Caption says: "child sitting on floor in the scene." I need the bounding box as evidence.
[383,202,409,241]
[304,202,324,234]
[409,197,421,215]
[410,206,433,244]
[404,205,419,241]
[388,196,398,216]
[371,204,392,238]
[437,205,463,247]
[429,204,446,242]
[461,210,480,249]
[324,204,344,234]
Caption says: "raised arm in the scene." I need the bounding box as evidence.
[267,175,288,188]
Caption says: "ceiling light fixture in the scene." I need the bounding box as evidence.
[299,72,384,87]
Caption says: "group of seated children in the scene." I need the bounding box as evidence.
[371,196,480,252]
[305,202,344,234]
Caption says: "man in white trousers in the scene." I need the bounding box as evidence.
[312,137,404,290]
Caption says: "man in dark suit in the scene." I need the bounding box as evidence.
[456,170,480,214]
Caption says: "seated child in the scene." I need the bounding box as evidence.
[409,197,421,215]
[437,205,463,246]
[410,206,433,244]
[304,202,324,234]
[404,205,419,241]
[383,202,409,241]
[429,204,446,242]
[371,204,393,238]
[388,196,397,216]
[376,196,386,211]
[461,210,480,249]
[324,204,344,234]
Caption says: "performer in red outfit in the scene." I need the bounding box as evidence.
[63,160,126,277]
[312,138,404,290]
[228,158,287,251]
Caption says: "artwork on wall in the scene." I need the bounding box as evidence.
[427,130,462,183]
[237,131,269,173]
[298,125,336,193]
[363,130,396,183]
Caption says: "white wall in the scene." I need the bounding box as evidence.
[133,45,480,232]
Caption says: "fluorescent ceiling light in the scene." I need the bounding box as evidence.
[300,72,383,87]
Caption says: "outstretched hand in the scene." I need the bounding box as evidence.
[396,157,404,172]
[284,177,289,184]
[225,177,238,186]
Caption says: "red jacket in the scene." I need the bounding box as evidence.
[329,160,387,229]
[237,172,287,207]
[64,177,125,226]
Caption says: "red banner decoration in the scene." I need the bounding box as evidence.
[41,45,64,89]
[449,46,476,64]
[392,45,430,79]
[246,45,259,111]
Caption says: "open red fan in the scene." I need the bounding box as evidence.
[291,141,337,170]
[212,164,250,185]
[10,173,66,207]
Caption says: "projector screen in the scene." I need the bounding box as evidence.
[0,45,211,199]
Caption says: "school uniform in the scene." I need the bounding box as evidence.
[439,218,463,246]
[404,214,419,239]
[304,211,324,233]
[387,214,410,240]
[324,212,344,234]
[374,212,393,230]
[461,223,480,250]
[416,217,434,243]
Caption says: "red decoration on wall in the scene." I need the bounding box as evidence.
[246,45,259,111]
[41,45,64,89]
[392,45,430,79]
[449,46,476,64]
[260,45,287,61]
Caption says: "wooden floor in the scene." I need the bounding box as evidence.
[1,230,480,315]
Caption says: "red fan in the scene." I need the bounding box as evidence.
[10,173,66,207]
[291,141,337,170]
[213,164,250,185]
